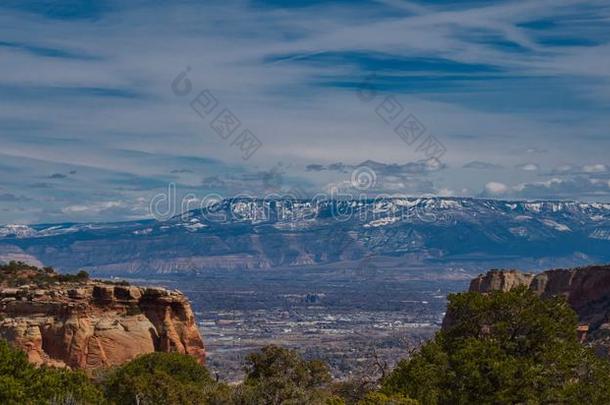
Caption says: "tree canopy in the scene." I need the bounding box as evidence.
[382,287,610,404]
[0,339,103,404]
[240,344,337,404]
[102,351,215,405]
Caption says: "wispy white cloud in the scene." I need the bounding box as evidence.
[515,163,540,171]
[480,176,610,199]
[1,0,610,223]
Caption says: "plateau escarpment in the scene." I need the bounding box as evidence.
[0,262,205,369]
[2,198,610,276]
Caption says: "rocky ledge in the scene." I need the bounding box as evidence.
[469,265,610,326]
[0,280,205,369]
[466,264,610,353]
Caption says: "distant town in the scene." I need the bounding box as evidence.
[129,265,467,381]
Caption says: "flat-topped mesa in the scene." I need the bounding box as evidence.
[0,275,205,370]
[466,264,610,348]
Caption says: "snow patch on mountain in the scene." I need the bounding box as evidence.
[364,217,400,228]
[0,225,36,238]
[541,219,571,232]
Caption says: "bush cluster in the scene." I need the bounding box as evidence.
[382,287,610,404]
[0,261,89,287]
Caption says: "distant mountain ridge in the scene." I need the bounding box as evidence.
[1,197,610,275]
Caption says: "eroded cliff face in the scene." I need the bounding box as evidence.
[469,265,610,327]
[0,282,205,369]
[466,265,610,352]
[468,269,535,293]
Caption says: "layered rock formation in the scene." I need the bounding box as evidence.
[0,280,205,369]
[467,264,610,350]
[469,265,610,327]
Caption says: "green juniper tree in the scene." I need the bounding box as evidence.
[382,287,610,405]
[0,340,103,405]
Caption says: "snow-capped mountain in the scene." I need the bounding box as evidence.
[1,197,610,276]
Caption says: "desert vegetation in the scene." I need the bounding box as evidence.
[2,284,610,404]
[0,261,88,287]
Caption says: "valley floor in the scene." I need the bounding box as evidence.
[123,264,469,381]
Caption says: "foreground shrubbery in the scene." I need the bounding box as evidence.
[382,287,610,404]
[0,340,103,404]
[239,344,338,404]
[2,286,610,404]
[102,352,216,404]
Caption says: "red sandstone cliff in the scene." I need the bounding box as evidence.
[469,265,610,327]
[466,264,610,351]
[0,279,205,369]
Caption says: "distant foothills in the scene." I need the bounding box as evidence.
[1,197,610,276]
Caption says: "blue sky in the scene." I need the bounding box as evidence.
[1,0,610,223]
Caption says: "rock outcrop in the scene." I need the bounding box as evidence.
[469,265,610,327]
[466,264,610,351]
[0,281,205,369]
[468,269,535,293]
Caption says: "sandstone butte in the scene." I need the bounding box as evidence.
[0,274,205,370]
[462,264,610,353]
